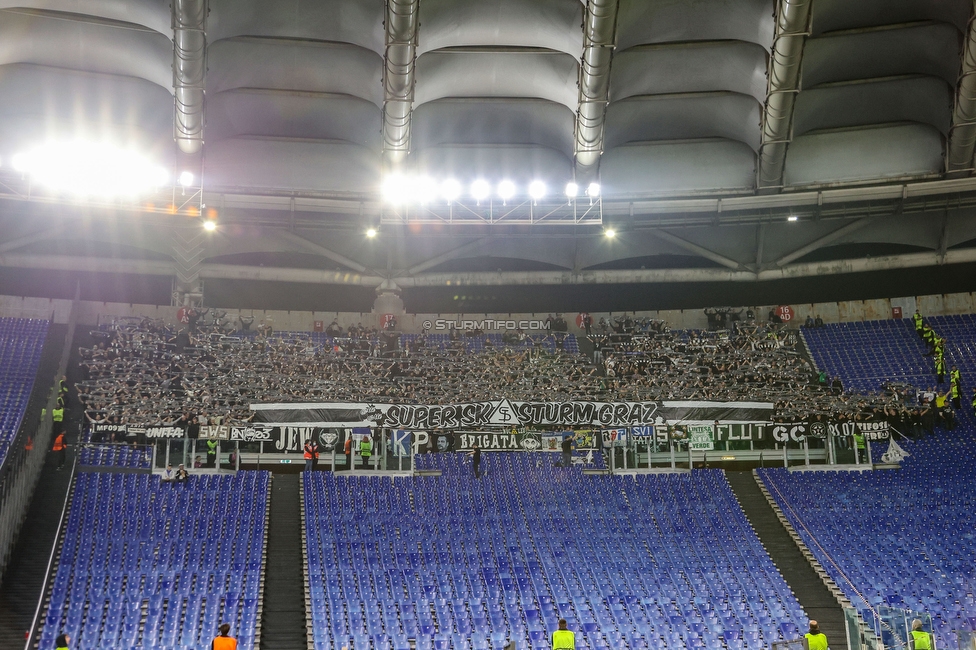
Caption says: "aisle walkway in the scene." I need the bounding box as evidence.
[726,470,848,650]
[260,473,307,650]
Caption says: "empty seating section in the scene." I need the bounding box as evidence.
[802,319,929,392]
[40,472,270,650]
[78,444,152,470]
[0,317,49,464]
[764,315,976,649]
[305,454,806,650]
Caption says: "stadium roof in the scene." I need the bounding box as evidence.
[1,0,976,311]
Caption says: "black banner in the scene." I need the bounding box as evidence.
[856,420,890,442]
[250,400,775,428]
[91,423,128,441]
[130,426,185,439]
[230,426,338,452]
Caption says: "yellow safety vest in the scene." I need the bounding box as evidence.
[360,440,372,457]
[552,629,575,649]
[911,630,931,650]
[52,408,64,422]
[805,632,828,650]
[913,313,923,330]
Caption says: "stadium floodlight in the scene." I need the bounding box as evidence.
[471,179,491,201]
[564,182,579,198]
[497,180,516,201]
[604,228,616,238]
[787,215,798,222]
[586,182,601,197]
[11,153,29,173]
[440,178,462,202]
[202,219,217,232]
[381,173,412,204]
[11,140,169,198]
[528,180,547,200]
[366,228,378,238]
[178,171,195,187]
[416,176,439,203]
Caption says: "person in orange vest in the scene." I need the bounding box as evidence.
[210,623,237,650]
[303,437,319,473]
[344,435,352,470]
[52,432,66,470]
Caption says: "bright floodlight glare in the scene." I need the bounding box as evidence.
[471,179,491,201]
[564,182,579,198]
[586,182,601,197]
[497,180,516,201]
[202,220,217,232]
[366,228,378,238]
[11,153,29,173]
[528,180,547,200]
[381,174,411,204]
[12,140,168,198]
[787,215,799,222]
[440,178,462,202]
[604,228,616,238]
[179,171,194,187]
[416,176,439,203]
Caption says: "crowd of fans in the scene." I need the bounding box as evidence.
[75,310,962,439]
[76,316,604,429]
[592,317,940,434]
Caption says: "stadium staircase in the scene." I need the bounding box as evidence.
[260,473,307,650]
[0,321,70,649]
[726,471,848,650]
[0,456,75,649]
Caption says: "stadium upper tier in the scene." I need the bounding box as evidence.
[77,316,897,428]
[39,472,270,650]
[0,317,49,466]
[304,454,807,650]
[763,314,976,649]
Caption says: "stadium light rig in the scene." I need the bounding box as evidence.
[9,140,169,199]
[202,219,217,232]
[366,227,378,238]
[378,173,603,226]
[380,174,594,206]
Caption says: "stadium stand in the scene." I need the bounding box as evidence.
[0,317,50,465]
[77,318,590,427]
[761,315,976,650]
[304,453,807,650]
[802,318,932,394]
[77,444,152,471]
[38,472,270,650]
